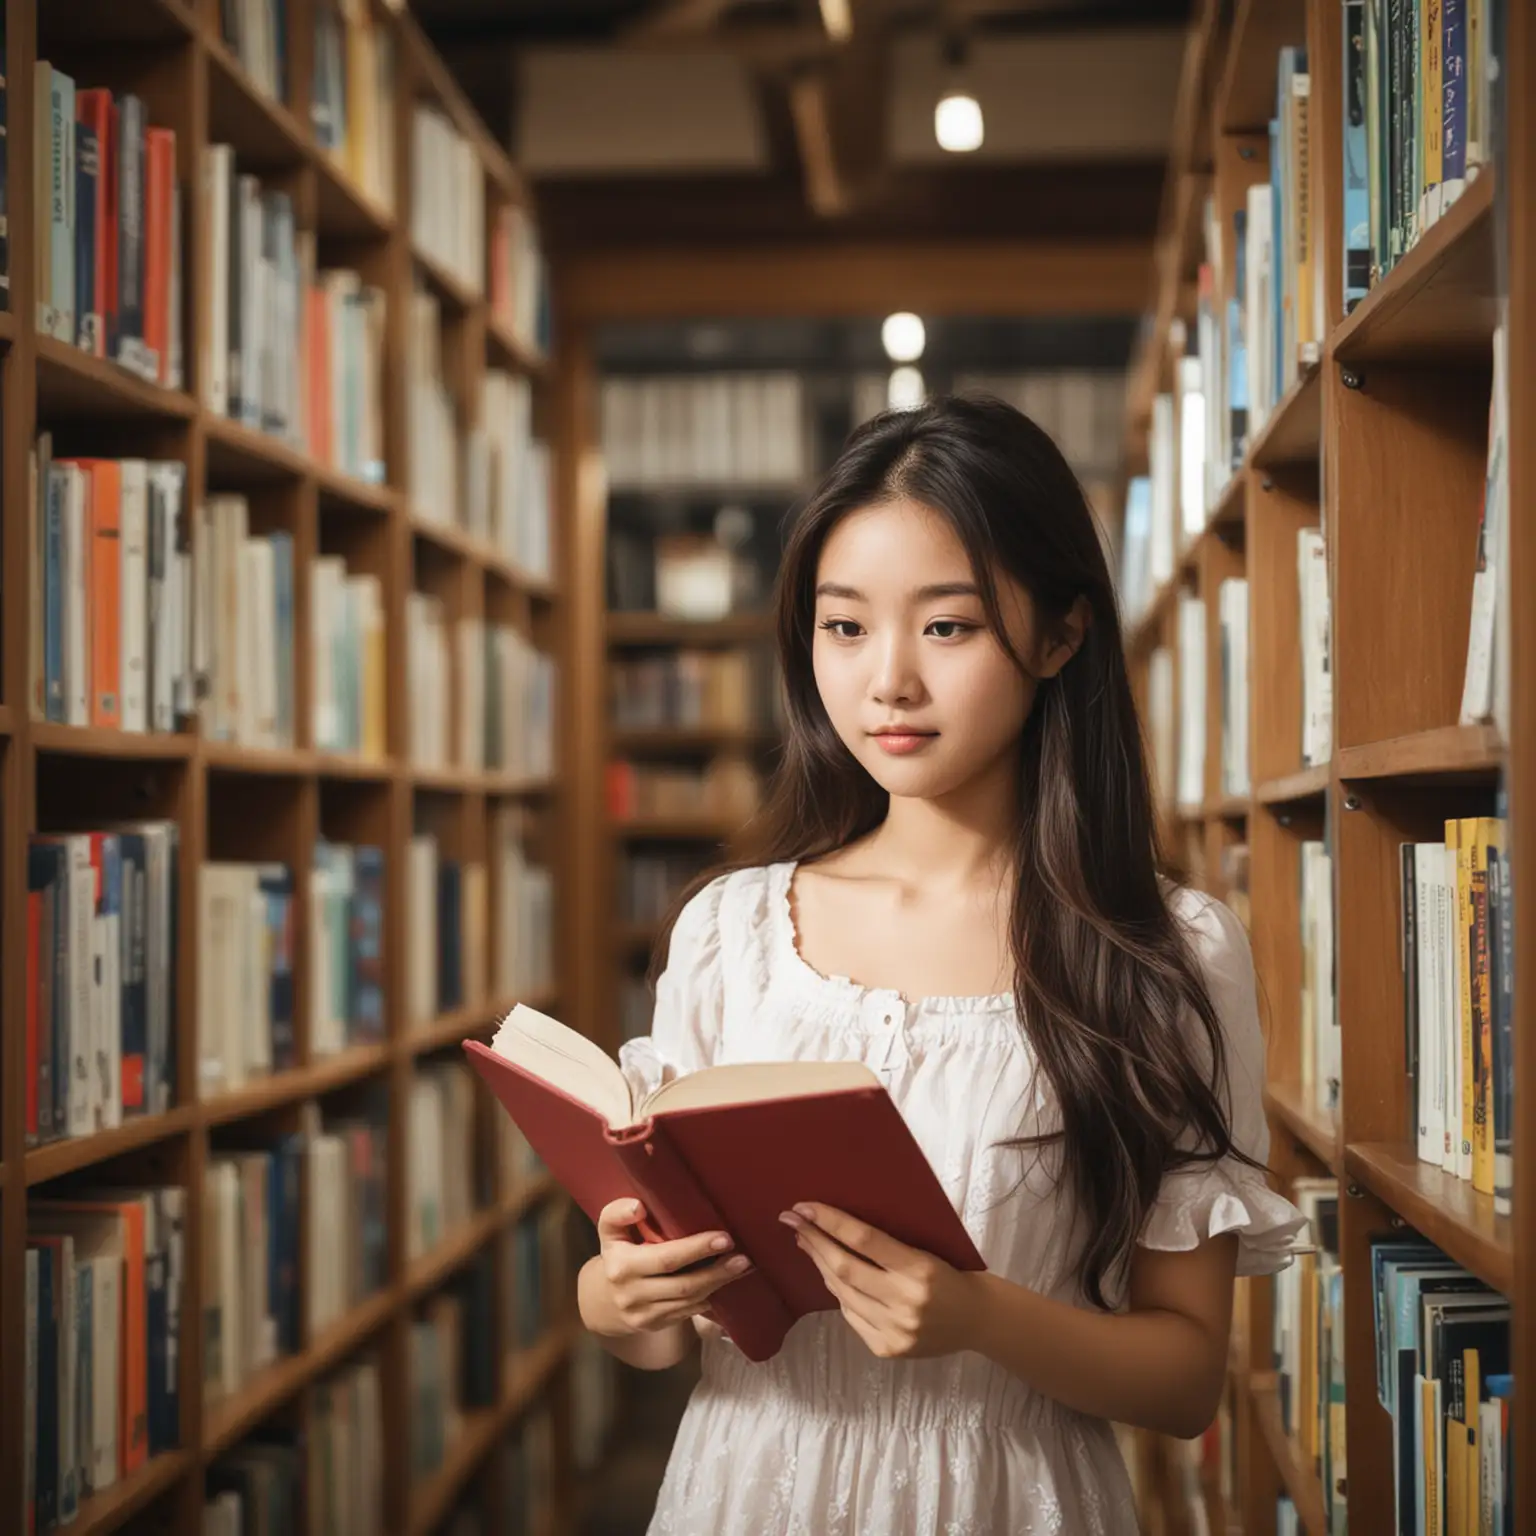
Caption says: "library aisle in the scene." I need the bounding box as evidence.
[2,1,1529,1535]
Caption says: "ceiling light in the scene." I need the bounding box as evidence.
[934,33,983,154]
[819,0,852,42]
[881,312,926,363]
[887,366,925,411]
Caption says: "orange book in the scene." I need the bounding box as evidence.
[143,129,175,385]
[310,284,331,464]
[35,1197,149,1475]
[76,90,115,356]
[84,459,123,728]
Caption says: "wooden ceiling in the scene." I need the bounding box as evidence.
[416,0,1192,255]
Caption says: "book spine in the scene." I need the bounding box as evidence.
[608,1121,795,1364]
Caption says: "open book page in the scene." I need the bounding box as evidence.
[490,1004,882,1129]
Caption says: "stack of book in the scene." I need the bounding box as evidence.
[605,758,761,822]
[601,373,807,489]
[406,834,488,1027]
[197,861,296,1095]
[411,101,483,293]
[311,555,386,758]
[202,1141,304,1403]
[407,1059,478,1261]
[1370,1235,1512,1535]
[609,648,772,732]
[304,1102,388,1335]
[479,368,551,579]
[204,1433,304,1536]
[1400,812,1514,1214]
[407,285,460,524]
[196,494,296,750]
[219,0,288,103]
[485,626,556,779]
[33,66,183,388]
[309,1354,385,1534]
[25,822,180,1144]
[29,441,192,733]
[311,840,387,1057]
[312,0,396,212]
[491,806,554,1000]
[24,1187,188,1529]
[496,1408,556,1536]
[410,1251,497,1481]
[489,201,548,356]
[407,591,454,770]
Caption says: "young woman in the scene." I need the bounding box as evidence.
[576,394,1305,1533]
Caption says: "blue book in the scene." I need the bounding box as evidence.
[74,119,98,351]
[1228,207,1248,469]
[269,531,295,745]
[351,846,385,1042]
[1441,0,1468,203]
[259,865,295,1070]
[49,69,76,344]
[75,1262,93,1500]
[30,1241,58,1528]
[1342,0,1370,309]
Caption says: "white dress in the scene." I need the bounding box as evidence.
[618,861,1306,1536]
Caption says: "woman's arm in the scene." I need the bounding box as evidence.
[784,1205,1237,1440]
[969,1237,1237,1438]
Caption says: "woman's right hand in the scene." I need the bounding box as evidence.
[592,1197,752,1335]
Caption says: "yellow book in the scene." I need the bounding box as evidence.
[1422,0,1444,225]
[1300,1248,1319,1459]
[1451,818,1475,1181]
[1290,72,1317,355]
[1447,1420,1467,1536]
[1423,1376,1442,1536]
[1464,1349,1482,1536]
[1470,820,1500,1194]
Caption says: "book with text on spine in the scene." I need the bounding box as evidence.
[464,1004,984,1363]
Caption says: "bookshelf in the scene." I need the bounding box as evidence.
[2,2,576,1534]
[1120,1,1533,1533]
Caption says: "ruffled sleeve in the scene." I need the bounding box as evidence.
[617,874,727,1103]
[1138,889,1308,1277]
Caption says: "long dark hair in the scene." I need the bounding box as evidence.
[649,393,1254,1309]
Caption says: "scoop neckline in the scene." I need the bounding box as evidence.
[773,859,1017,1014]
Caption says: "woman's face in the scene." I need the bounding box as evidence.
[811,497,1071,803]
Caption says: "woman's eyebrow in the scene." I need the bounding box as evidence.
[814,581,981,601]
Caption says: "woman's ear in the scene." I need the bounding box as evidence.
[1036,595,1093,679]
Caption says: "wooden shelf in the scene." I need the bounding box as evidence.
[70,1449,194,1536]
[408,1321,575,1536]
[203,1288,397,1459]
[312,461,398,517]
[1264,1081,1340,1173]
[314,149,396,241]
[404,1208,506,1302]
[0,703,14,736]
[1204,795,1250,821]
[607,611,775,646]
[1248,362,1321,470]
[412,244,483,313]
[1344,1142,1514,1295]
[1335,723,1503,782]
[610,724,777,753]
[1331,170,1498,365]
[35,334,197,420]
[405,998,513,1057]
[1255,765,1330,805]
[408,1407,502,1536]
[201,740,313,776]
[202,1044,393,1127]
[505,1174,558,1225]
[30,722,194,759]
[205,36,312,167]
[1208,472,1245,530]
[483,770,557,797]
[204,414,313,484]
[26,1107,197,1188]
[1249,1373,1329,1536]
[1214,0,1307,133]
[313,750,393,781]
[487,316,549,378]
[0,311,16,347]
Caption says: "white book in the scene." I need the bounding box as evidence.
[1439,847,1461,1177]
[1148,393,1176,587]
[1176,355,1206,544]
[1297,528,1332,766]
[1414,845,1443,1165]
[204,145,233,417]
[1245,184,1273,431]
[119,461,150,732]
[1219,578,1250,796]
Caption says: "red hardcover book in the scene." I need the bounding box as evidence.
[464,1004,984,1363]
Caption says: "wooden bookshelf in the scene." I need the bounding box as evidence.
[1,2,576,1532]
[1121,1,1535,1532]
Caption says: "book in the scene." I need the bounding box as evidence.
[464,1003,985,1362]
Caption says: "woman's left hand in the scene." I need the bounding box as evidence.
[780,1203,984,1360]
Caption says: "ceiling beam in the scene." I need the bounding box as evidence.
[557,238,1153,321]
[787,72,848,216]
[624,0,736,41]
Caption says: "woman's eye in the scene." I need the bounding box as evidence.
[926,620,973,640]
[819,619,862,639]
